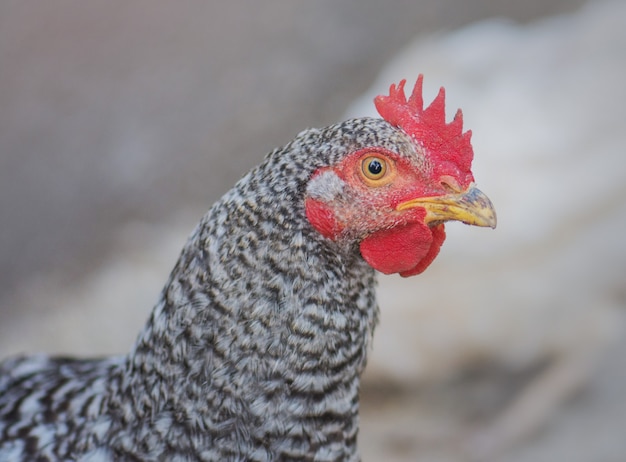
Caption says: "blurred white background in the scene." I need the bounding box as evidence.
[1,1,624,461]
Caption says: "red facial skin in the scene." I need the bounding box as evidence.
[306,75,478,277]
[305,148,453,277]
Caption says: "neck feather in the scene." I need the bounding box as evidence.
[106,153,379,459]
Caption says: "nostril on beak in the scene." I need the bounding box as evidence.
[439,175,462,193]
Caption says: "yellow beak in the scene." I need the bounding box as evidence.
[396,184,497,228]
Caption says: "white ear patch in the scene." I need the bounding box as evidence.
[306,170,345,202]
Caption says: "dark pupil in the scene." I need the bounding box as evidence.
[368,159,383,175]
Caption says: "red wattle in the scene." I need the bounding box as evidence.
[359,223,446,276]
[399,224,446,277]
[359,222,445,275]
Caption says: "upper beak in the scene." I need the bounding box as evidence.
[396,184,497,228]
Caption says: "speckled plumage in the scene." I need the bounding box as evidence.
[0,118,425,461]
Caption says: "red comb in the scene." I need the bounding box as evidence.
[374,75,474,186]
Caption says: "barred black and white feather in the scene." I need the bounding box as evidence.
[0,118,419,461]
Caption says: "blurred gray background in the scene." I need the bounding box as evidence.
[4,1,624,461]
[0,0,582,311]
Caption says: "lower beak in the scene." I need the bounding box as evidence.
[396,184,497,228]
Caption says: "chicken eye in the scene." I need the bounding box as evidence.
[361,156,387,181]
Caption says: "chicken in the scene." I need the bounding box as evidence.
[0,75,495,461]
